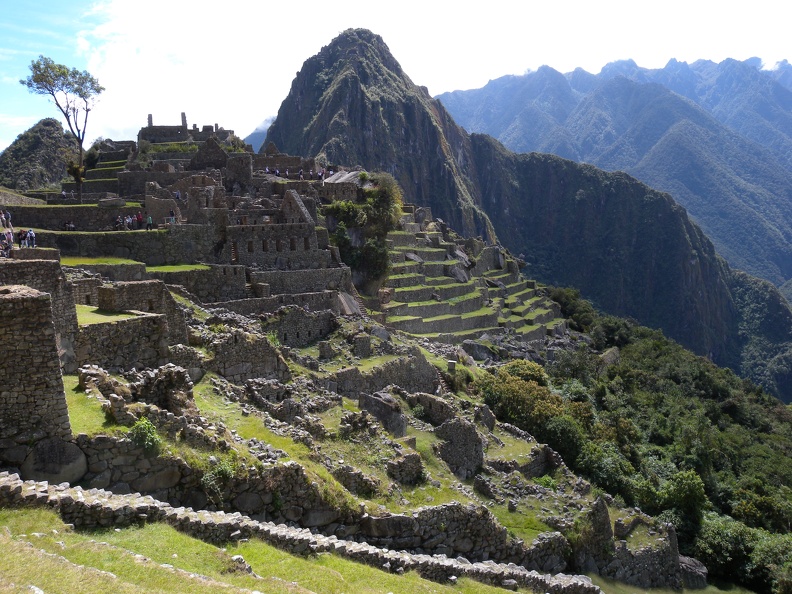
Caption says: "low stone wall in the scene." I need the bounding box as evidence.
[74,314,169,370]
[360,502,567,572]
[118,170,190,196]
[604,537,682,589]
[251,267,352,295]
[70,277,103,306]
[8,247,59,260]
[329,349,440,397]
[213,291,341,316]
[66,263,147,282]
[62,178,121,194]
[96,280,188,346]
[148,265,247,303]
[38,224,219,266]
[10,204,142,232]
[0,472,602,594]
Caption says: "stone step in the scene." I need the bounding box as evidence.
[393,246,450,261]
[385,273,426,288]
[387,231,417,247]
[391,307,500,335]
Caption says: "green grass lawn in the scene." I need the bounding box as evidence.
[62,374,124,436]
[75,304,137,325]
[61,256,142,266]
[147,264,211,272]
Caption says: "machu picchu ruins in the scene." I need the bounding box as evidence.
[0,114,712,593]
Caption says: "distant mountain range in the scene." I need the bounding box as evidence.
[436,57,792,293]
[263,29,792,402]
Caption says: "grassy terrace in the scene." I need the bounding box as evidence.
[146,263,211,272]
[75,304,137,325]
[62,256,142,266]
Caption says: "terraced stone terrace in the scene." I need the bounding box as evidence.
[380,207,567,344]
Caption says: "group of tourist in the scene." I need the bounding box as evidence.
[1,228,36,257]
[113,211,153,231]
[0,210,29,257]
[263,166,333,181]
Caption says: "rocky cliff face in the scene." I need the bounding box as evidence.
[264,28,792,401]
[469,137,740,366]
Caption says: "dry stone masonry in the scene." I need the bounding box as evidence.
[0,471,602,594]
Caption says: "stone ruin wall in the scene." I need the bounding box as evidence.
[313,182,359,203]
[251,267,352,296]
[8,247,58,261]
[70,276,103,307]
[97,280,188,346]
[74,313,169,370]
[148,264,248,303]
[66,262,147,282]
[39,224,218,266]
[252,154,310,173]
[0,286,71,466]
[329,349,440,398]
[0,259,78,370]
[118,170,189,197]
[260,307,338,348]
[214,291,341,317]
[0,472,604,594]
[209,330,291,384]
[226,223,326,269]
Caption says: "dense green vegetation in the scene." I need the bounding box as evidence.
[325,171,402,288]
[476,289,792,592]
[0,118,74,190]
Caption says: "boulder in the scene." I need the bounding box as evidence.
[679,556,708,589]
[359,391,407,437]
[131,466,182,492]
[20,437,87,484]
[434,418,484,479]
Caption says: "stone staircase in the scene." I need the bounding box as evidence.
[0,471,600,593]
[381,207,567,344]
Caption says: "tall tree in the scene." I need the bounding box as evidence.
[20,55,104,198]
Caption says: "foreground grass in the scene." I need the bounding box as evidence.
[0,507,524,594]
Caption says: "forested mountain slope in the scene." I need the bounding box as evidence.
[438,60,792,286]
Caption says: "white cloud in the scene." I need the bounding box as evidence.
[3,0,791,152]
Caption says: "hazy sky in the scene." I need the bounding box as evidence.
[1,0,789,153]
